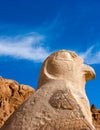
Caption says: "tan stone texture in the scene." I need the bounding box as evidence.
[91,105,100,130]
[0,76,34,128]
[1,50,96,130]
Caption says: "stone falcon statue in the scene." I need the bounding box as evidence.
[1,50,96,130]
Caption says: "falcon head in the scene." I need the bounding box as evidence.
[38,50,95,88]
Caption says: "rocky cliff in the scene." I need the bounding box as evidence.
[0,76,34,128]
[91,105,100,130]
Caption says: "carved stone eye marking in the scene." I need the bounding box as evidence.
[49,90,76,110]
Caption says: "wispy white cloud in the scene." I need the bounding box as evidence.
[1,30,100,65]
[79,45,100,64]
[0,32,51,62]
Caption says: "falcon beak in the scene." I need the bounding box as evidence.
[82,64,96,80]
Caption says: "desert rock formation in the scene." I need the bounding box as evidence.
[0,76,34,128]
[91,105,100,130]
[0,50,96,130]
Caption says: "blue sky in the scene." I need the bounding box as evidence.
[0,0,100,108]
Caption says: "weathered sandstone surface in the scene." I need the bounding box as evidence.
[0,50,96,130]
[91,105,100,130]
[0,77,34,128]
